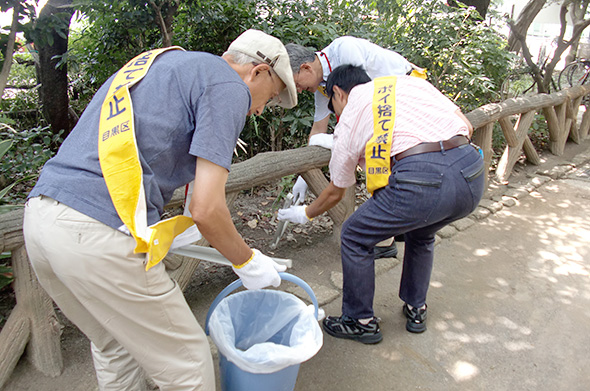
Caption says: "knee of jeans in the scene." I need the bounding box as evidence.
[340,218,360,245]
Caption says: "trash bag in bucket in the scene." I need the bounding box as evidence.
[206,273,323,375]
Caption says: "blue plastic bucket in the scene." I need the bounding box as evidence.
[205,273,320,391]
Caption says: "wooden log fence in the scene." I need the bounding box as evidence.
[1,84,590,388]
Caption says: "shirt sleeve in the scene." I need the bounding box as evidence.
[314,90,331,122]
[333,38,370,69]
[328,109,363,189]
[190,81,250,171]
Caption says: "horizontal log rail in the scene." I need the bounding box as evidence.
[1,84,590,388]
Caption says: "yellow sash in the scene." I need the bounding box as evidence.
[98,46,195,270]
[365,76,397,195]
[410,68,427,79]
[317,85,329,98]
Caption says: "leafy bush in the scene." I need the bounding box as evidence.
[0,121,61,207]
[7,0,520,165]
[0,253,13,293]
[371,0,516,112]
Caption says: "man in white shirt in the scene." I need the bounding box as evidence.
[286,37,422,258]
[278,65,484,343]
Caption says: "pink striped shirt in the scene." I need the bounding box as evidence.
[329,76,470,188]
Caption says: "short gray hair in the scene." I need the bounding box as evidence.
[222,50,262,65]
[285,43,316,73]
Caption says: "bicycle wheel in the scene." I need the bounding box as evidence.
[500,72,536,100]
[558,61,590,89]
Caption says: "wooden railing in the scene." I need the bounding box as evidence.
[1,84,589,388]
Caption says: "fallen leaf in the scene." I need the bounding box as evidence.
[247,219,258,229]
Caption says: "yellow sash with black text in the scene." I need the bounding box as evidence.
[365,76,398,195]
[98,46,195,271]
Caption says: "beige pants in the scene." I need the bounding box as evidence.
[23,196,215,391]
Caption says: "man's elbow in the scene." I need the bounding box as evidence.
[327,185,346,205]
[189,202,216,227]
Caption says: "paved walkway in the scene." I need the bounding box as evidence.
[292,143,590,391]
[4,139,590,390]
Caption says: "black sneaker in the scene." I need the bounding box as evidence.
[374,242,398,259]
[403,303,427,333]
[322,315,383,344]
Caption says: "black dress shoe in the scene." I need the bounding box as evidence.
[374,242,398,259]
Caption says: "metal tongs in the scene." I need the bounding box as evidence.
[270,192,295,249]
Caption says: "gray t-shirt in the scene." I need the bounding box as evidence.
[29,51,251,229]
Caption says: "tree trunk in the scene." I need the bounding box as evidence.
[148,0,180,47]
[566,0,590,63]
[0,2,21,103]
[507,0,546,53]
[34,0,74,146]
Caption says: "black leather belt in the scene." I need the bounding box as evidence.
[393,135,469,162]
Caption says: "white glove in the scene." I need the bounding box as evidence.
[232,249,286,290]
[309,133,334,150]
[292,176,308,205]
[277,205,311,224]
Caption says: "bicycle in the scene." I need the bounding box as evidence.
[500,48,559,100]
[558,59,590,90]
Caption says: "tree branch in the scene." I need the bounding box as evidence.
[148,0,179,48]
[0,3,22,104]
[508,20,546,92]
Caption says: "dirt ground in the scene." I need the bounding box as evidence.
[2,136,589,390]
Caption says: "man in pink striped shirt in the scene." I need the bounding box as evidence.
[278,65,484,343]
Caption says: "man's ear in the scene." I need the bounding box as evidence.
[333,85,345,101]
[251,63,271,78]
[300,63,312,72]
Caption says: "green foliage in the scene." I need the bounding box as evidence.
[3,0,525,181]
[0,51,42,129]
[173,0,259,55]
[371,0,515,112]
[0,121,60,208]
[0,252,13,292]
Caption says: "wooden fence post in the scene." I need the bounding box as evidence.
[567,96,583,144]
[496,110,537,182]
[12,246,63,377]
[0,210,63,389]
[579,106,590,140]
[471,123,493,189]
[545,103,564,156]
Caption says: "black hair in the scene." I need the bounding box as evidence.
[326,64,371,99]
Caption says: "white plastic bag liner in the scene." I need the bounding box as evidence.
[208,289,323,374]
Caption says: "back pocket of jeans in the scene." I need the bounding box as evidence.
[395,171,443,188]
[461,159,484,182]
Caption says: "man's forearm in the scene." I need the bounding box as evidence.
[193,205,252,266]
[306,181,346,218]
[309,116,331,140]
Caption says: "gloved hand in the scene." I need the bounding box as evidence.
[292,176,308,205]
[309,133,334,150]
[232,249,286,290]
[277,205,311,224]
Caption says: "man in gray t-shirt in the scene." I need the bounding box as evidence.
[23,30,296,390]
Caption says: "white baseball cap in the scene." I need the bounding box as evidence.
[228,29,297,109]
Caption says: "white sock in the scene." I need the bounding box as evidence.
[358,317,373,325]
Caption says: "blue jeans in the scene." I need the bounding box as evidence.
[340,144,485,319]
